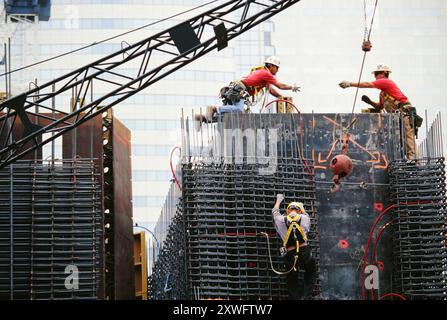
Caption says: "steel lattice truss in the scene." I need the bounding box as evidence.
[0,0,301,168]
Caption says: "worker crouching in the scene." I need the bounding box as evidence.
[273,194,317,300]
[194,56,300,130]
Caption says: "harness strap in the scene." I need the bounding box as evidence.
[381,92,412,112]
[283,215,308,253]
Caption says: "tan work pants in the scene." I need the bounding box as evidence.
[403,115,416,159]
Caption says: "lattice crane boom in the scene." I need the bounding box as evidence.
[0,0,301,168]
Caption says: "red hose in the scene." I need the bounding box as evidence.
[169,146,182,191]
[379,293,406,300]
[371,219,396,262]
[362,200,437,300]
[367,218,396,300]
[260,99,313,178]
[361,204,396,300]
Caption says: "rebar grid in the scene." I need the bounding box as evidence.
[389,158,447,299]
[0,160,102,300]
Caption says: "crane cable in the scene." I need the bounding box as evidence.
[348,0,379,126]
[0,0,220,78]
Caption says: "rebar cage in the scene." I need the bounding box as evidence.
[0,159,102,299]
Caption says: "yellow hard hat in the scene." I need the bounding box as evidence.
[286,201,306,214]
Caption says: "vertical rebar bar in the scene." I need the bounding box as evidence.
[425,110,429,159]
[4,43,8,98]
[440,112,444,157]
[51,84,55,163]
[9,163,13,300]
[8,38,11,98]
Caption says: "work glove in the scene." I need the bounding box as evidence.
[276,194,285,203]
[291,84,301,92]
[361,95,373,105]
[339,81,351,89]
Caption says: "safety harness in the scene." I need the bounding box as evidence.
[380,92,423,137]
[283,213,308,254]
[248,65,267,98]
[220,66,268,107]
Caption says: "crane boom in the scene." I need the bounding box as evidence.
[0,0,301,169]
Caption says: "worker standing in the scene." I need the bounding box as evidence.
[273,194,317,300]
[194,56,300,129]
[339,64,422,160]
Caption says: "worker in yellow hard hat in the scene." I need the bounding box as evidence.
[194,56,300,130]
[339,64,422,160]
[272,194,317,299]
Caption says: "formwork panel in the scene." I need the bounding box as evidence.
[112,117,134,299]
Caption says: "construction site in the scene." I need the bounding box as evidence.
[0,0,446,301]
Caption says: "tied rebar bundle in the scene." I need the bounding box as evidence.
[389,158,447,299]
[151,159,320,300]
[0,160,102,300]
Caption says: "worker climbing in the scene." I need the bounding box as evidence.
[272,194,317,300]
[339,64,422,160]
[194,56,300,130]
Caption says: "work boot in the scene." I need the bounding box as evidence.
[205,106,216,122]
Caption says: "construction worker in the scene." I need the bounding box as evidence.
[273,194,317,300]
[339,64,422,160]
[194,56,300,129]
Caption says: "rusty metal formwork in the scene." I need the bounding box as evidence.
[102,110,134,300]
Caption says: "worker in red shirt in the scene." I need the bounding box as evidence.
[194,56,300,128]
[339,64,421,160]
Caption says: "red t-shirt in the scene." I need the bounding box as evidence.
[371,78,408,103]
[241,69,279,94]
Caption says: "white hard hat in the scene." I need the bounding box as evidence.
[372,64,392,74]
[264,56,280,67]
